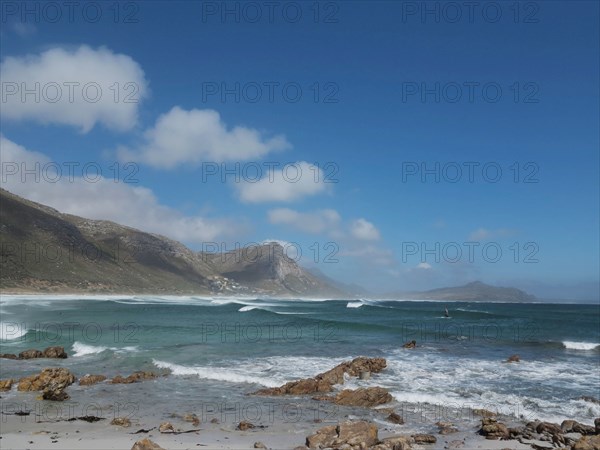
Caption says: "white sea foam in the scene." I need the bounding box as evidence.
[562,341,600,350]
[72,341,138,357]
[239,305,258,312]
[347,301,364,308]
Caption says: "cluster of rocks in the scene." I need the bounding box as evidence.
[480,417,600,449]
[1,346,68,360]
[254,357,387,397]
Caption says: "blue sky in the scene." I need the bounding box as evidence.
[1,1,598,300]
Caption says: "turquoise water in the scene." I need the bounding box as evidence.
[1,295,599,427]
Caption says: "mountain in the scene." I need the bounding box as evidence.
[0,189,343,297]
[388,281,536,302]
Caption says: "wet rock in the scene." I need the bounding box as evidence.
[183,413,200,427]
[479,418,509,440]
[18,368,76,393]
[0,379,14,392]
[572,435,600,450]
[111,371,157,384]
[42,388,69,401]
[79,374,107,386]
[18,349,43,359]
[562,420,596,435]
[131,438,165,450]
[0,353,18,359]
[386,412,404,424]
[595,418,600,434]
[506,354,520,363]
[158,422,175,433]
[579,396,600,404]
[518,438,555,449]
[210,418,219,424]
[255,357,387,396]
[254,442,267,449]
[473,408,496,417]
[436,421,458,434]
[111,417,131,427]
[42,346,67,359]
[402,340,416,349]
[330,387,393,407]
[412,433,437,444]
[238,421,256,431]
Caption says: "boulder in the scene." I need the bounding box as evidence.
[79,374,107,386]
[380,435,412,450]
[330,387,393,407]
[42,387,69,401]
[183,413,200,427]
[473,408,496,417]
[506,354,520,363]
[412,434,437,444]
[479,418,509,440]
[572,435,600,450]
[306,421,378,448]
[18,349,43,359]
[0,379,14,392]
[238,421,256,431]
[111,371,157,384]
[0,353,18,359]
[158,422,175,433]
[111,417,132,427]
[306,425,337,448]
[387,412,404,424]
[254,442,267,449]
[131,439,165,450]
[562,420,596,435]
[42,346,68,359]
[18,368,76,393]
[402,340,416,349]
[596,418,600,434]
[436,421,458,434]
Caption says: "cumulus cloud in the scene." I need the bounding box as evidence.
[117,106,290,169]
[416,262,432,269]
[1,45,148,132]
[238,161,329,203]
[350,218,381,241]
[0,135,240,244]
[268,208,341,234]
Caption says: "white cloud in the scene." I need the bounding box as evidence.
[339,245,395,266]
[350,218,381,241]
[416,262,432,270]
[268,208,341,234]
[117,106,290,169]
[1,45,148,132]
[238,161,328,203]
[0,135,240,244]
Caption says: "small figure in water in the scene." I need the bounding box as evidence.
[444,307,449,318]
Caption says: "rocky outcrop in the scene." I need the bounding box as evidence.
[505,419,599,448]
[111,417,132,427]
[436,421,458,434]
[572,435,600,450]
[386,412,404,424]
[0,379,14,391]
[317,387,393,407]
[412,434,437,444]
[306,421,378,448]
[131,439,165,450]
[479,417,509,439]
[111,371,157,384]
[254,357,387,396]
[17,368,76,402]
[158,422,175,433]
[506,354,520,363]
[238,421,256,431]
[1,346,68,360]
[402,340,416,349]
[79,374,107,386]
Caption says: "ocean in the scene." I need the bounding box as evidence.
[1,295,599,432]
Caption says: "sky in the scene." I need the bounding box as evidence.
[0,1,598,300]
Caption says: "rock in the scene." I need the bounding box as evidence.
[330,387,393,407]
[562,420,596,435]
[0,379,14,392]
[183,413,200,427]
[158,422,175,433]
[18,368,76,393]
[238,421,256,431]
[306,425,338,448]
[18,349,44,359]
[0,353,18,359]
[564,433,584,444]
[79,374,107,386]
[131,438,165,450]
[337,421,378,446]
[596,418,600,434]
[111,371,157,384]
[254,442,267,449]
[42,346,68,359]
[42,388,69,401]
[380,435,412,450]
[255,357,386,396]
[572,435,600,450]
[507,354,520,363]
[479,418,509,440]
[412,433,437,444]
[402,340,416,349]
[387,412,404,424]
[210,418,219,424]
[536,421,562,436]
[518,438,555,449]
[436,421,458,434]
[111,417,131,427]
[579,396,600,404]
